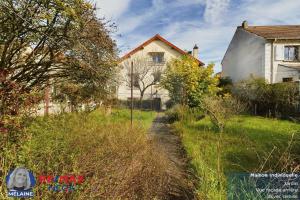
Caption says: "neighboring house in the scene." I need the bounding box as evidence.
[222,21,300,83]
[118,34,204,110]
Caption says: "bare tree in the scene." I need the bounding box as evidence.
[203,95,246,195]
[122,57,163,105]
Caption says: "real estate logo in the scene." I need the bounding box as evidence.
[38,174,85,192]
[6,167,36,198]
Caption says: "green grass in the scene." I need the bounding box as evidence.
[173,115,300,199]
[87,108,155,128]
[110,108,156,129]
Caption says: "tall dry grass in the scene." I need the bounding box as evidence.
[0,110,178,200]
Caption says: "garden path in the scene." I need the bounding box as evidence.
[149,113,196,200]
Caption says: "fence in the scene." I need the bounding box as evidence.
[116,98,162,111]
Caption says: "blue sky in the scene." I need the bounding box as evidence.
[94,0,300,72]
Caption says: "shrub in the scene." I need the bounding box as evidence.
[232,78,299,117]
[217,76,233,96]
[165,104,204,123]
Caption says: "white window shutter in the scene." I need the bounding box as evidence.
[275,45,284,60]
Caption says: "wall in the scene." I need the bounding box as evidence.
[222,28,266,82]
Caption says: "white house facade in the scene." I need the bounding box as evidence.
[222,21,300,83]
[117,34,204,110]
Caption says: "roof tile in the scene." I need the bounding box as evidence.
[242,25,300,39]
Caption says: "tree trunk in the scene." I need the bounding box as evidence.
[44,86,50,115]
[139,91,144,110]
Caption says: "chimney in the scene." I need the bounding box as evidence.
[192,44,199,59]
[242,20,248,29]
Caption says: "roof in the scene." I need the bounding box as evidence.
[120,34,204,65]
[241,25,300,39]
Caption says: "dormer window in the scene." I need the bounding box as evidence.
[284,46,299,61]
[149,52,164,64]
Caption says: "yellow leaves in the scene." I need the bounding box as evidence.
[162,56,219,107]
[52,0,93,20]
[65,7,77,19]
[53,0,65,8]
[40,12,53,21]
[223,93,232,100]
[166,56,201,90]
[82,2,93,10]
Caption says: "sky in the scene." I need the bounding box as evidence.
[94,0,300,72]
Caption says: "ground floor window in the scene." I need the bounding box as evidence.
[282,77,293,82]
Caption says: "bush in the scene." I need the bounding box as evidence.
[165,104,204,123]
[232,78,299,118]
[217,77,233,96]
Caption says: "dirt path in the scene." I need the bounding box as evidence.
[149,112,196,200]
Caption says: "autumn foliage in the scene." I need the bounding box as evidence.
[161,56,219,107]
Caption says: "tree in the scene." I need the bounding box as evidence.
[121,57,163,105]
[0,0,117,117]
[203,94,246,196]
[161,56,219,107]
[203,94,245,132]
[52,82,113,112]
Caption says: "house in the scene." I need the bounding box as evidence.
[222,21,300,83]
[117,34,204,110]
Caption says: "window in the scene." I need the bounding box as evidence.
[284,46,299,61]
[282,77,293,82]
[149,52,164,63]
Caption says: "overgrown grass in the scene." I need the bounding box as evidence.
[1,109,174,199]
[173,115,300,199]
[109,108,156,128]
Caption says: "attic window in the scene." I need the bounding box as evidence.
[284,46,299,61]
[149,52,164,63]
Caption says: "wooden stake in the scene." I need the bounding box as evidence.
[131,61,133,128]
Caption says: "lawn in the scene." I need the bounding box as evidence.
[173,115,300,199]
[0,109,167,200]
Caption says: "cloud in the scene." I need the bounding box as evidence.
[116,0,206,35]
[241,0,300,25]
[99,0,300,73]
[162,22,234,72]
[174,0,205,5]
[204,0,230,25]
[114,0,160,35]
[93,0,131,19]
[159,0,300,72]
